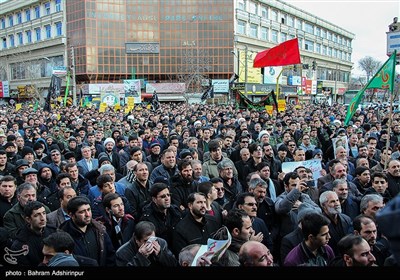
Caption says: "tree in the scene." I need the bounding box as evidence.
[358,56,383,102]
[358,56,382,81]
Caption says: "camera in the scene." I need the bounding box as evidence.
[147,236,157,243]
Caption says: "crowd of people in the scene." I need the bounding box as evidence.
[0,100,399,268]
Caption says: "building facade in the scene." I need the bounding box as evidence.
[0,0,353,104]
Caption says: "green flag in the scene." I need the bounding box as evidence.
[344,50,397,125]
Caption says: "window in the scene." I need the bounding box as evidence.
[315,27,321,37]
[17,13,22,24]
[261,27,268,40]
[2,38,6,49]
[9,35,14,47]
[322,45,327,55]
[45,25,51,39]
[26,30,32,43]
[0,18,5,29]
[56,0,62,12]
[250,23,258,38]
[249,1,257,15]
[17,32,23,45]
[271,30,278,43]
[296,19,302,30]
[315,43,321,54]
[55,22,62,36]
[305,40,314,51]
[261,7,268,18]
[271,10,278,22]
[287,16,294,27]
[45,2,51,15]
[281,14,286,25]
[321,29,326,39]
[327,47,332,56]
[327,31,332,41]
[237,20,246,34]
[35,27,41,41]
[8,15,13,27]
[281,33,287,43]
[305,22,313,34]
[35,6,40,19]
[238,0,245,10]
[332,34,337,43]
[25,9,31,21]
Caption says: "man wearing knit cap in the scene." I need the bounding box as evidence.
[280,203,322,264]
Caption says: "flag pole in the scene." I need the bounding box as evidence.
[384,91,394,170]
[384,50,397,170]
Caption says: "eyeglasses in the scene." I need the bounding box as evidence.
[241,141,249,143]
[158,193,171,199]
[303,138,310,140]
[215,188,224,192]
[243,202,257,207]
[289,144,296,147]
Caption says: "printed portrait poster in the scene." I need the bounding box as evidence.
[282,159,323,180]
[333,136,349,158]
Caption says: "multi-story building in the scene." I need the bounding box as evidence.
[0,0,66,101]
[0,0,353,105]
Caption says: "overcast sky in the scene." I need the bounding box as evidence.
[286,0,400,76]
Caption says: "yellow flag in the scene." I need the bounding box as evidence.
[16,103,22,111]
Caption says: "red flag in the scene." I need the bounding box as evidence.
[253,38,301,67]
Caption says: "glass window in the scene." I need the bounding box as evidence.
[56,0,62,12]
[249,1,257,15]
[315,43,321,54]
[321,29,326,39]
[296,19,302,30]
[327,31,332,41]
[9,35,14,47]
[17,32,23,45]
[271,30,278,43]
[327,47,332,56]
[35,6,40,19]
[237,20,245,34]
[45,2,51,15]
[281,33,287,43]
[0,18,5,29]
[45,25,51,38]
[238,0,244,10]
[305,40,314,51]
[315,27,321,37]
[261,27,268,40]
[261,7,268,18]
[271,10,278,22]
[56,22,62,36]
[26,30,32,43]
[2,38,6,48]
[17,13,22,24]
[250,23,258,38]
[322,45,326,55]
[332,34,337,43]
[8,15,13,27]
[287,16,294,27]
[305,22,313,34]
[25,9,31,21]
[35,27,41,41]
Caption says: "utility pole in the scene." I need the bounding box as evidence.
[71,47,77,106]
